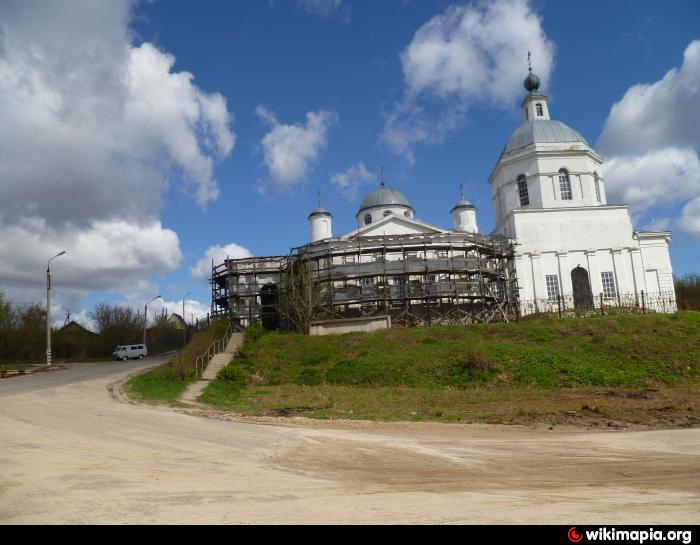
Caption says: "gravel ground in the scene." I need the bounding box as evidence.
[0,363,698,524]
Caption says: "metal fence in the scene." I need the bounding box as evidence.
[519,290,678,318]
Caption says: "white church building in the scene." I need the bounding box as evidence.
[490,66,675,311]
[211,66,677,329]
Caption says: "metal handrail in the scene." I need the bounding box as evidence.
[194,324,232,378]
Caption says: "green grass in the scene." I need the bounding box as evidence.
[198,312,700,422]
[0,363,43,374]
[219,312,700,389]
[124,363,195,402]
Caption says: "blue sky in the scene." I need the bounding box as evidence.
[0,0,698,326]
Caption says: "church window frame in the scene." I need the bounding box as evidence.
[559,168,573,200]
[403,210,411,218]
[601,271,617,299]
[383,210,391,217]
[546,275,560,302]
[364,213,372,225]
[536,103,543,117]
[517,174,530,206]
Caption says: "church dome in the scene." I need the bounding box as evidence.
[358,186,412,213]
[502,120,588,156]
[308,206,331,218]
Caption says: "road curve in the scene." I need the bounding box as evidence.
[0,362,698,524]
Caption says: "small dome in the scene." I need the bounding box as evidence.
[308,207,331,219]
[451,198,476,212]
[502,120,588,156]
[524,70,541,92]
[358,187,412,213]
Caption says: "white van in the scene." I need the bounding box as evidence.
[113,344,148,360]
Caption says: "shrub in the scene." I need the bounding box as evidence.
[218,363,249,387]
[296,368,323,385]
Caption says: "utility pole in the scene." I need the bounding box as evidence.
[143,295,161,346]
[182,291,191,346]
[46,251,66,366]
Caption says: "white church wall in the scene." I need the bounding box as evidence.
[511,206,635,255]
[491,150,605,230]
[637,235,675,293]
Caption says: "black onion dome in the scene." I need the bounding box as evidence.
[524,70,540,92]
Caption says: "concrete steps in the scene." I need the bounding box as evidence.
[179,332,244,403]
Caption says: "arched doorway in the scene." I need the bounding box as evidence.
[571,266,593,308]
[260,284,280,330]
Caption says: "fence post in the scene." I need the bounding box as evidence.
[600,293,604,316]
[641,290,645,314]
[557,295,562,318]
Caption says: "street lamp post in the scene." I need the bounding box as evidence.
[182,292,191,347]
[46,251,67,366]
[143,295,161,347]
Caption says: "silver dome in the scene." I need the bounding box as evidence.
[503,120,588,156]
[358,187,412,212]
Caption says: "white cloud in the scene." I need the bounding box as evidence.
[679,197,700,239]
[598,40,700,156]
[330,162,375,201]
[381,0,554,164]
[256,106,337,195]
[190,243,253,280]
[604,148,700,213]
[0,219,182,295]
[0,1,235,300]
[296,0,351,22]
[152,298,210,323]
[598,40,700,238]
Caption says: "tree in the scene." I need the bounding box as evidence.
[675,273,700,311]
[277,254,326,334]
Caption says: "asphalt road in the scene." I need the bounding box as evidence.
[0,355,170,397]
[0,358,698,524]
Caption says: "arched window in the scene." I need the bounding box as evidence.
[383,210,391,217]
[364,214,372,225]
[536,103,543,117]
[558,168,572,200]
[517,174,529,206]
[594,172,601,203]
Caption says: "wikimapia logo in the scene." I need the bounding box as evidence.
[567,527,693,544]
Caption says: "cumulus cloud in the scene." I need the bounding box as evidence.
[381,0,554,164]
[256,106,337,196]
[0,219,182,295]
[152,298,210,323]
[598,40,700,238]
[0,1,235,299]
[330,162,376,201]
[679,197,700,239]
[604,148,700,213]
[296,0,351,22]
[190,243,253,280]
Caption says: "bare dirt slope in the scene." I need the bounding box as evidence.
[0,368,698,524]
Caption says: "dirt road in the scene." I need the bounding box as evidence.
[0,365,698,524]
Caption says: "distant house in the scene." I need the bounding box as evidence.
[59,320,96,335]
[167,313,186,330]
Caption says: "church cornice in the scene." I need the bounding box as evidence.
[489,145,603,183]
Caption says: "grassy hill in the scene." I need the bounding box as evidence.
[198,312,700,426]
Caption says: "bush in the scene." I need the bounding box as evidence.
[296,368,323,385]
[676,273,700,311]
[218,363,249,386]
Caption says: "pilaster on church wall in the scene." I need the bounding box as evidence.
[556,251,573,297]
[513,254,533,302]
[585,250,602,297]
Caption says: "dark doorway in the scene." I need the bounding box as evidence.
[571,266,593,308]
[260,284,280,330]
